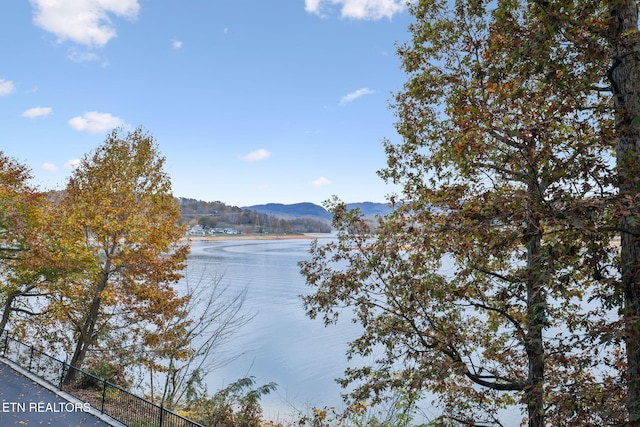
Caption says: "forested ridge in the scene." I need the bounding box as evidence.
[178,197,332,234]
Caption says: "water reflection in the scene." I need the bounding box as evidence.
[183,237,360,418]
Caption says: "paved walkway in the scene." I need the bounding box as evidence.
[0,360,119,426]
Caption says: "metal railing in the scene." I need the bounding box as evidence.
[0,330,204,427]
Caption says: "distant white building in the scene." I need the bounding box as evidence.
[187,226,241,236]
[187,225,206,236]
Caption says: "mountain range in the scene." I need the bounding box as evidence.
[244,202,392,221]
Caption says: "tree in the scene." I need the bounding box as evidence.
[48,128,189,380]
[143,271,252,410]
[199,215,218,229]
[301,1,625,425]
[185,376,277,427]
[0,152,51,333]
[0,152,33,262]
[605,0,640,421]
[517,1,640,421]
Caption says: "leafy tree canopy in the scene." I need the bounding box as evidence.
[301,1,634,425]
[45,127,190,377]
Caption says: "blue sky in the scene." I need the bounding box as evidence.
[1,0,412,207]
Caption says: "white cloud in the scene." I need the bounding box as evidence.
[68,112,124,133]
[41,162,58,172]
[305,0,323,14]
[310,176,332,187]
[21,107,53,118]
[0,79,15,95]
[67,48,104,64]
[241,149,271,162]
[305,0,406,20]
[30,0,140,48]
[64,159,82,170]
[340,87,375,105]
[171,39,183,49]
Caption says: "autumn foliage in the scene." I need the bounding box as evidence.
[0,128,191,389]
[0,152,50,332]
[301,1,640,426]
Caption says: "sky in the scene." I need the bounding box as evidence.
[1,0,414,207]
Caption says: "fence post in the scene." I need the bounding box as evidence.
[59,362,66,390]
[160,403,164,427]
[2,330,8,357]
[101,378,107,414]
[32,348,39,375]
[28,346,35,372]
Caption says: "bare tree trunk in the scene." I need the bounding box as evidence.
[608,0,640,422]
[0,284,44,332]
[526,233,545,427]
[64,267,110,384]
[0,292,18,332]
[525,175,545,427]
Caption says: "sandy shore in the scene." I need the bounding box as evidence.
[184,233,320,242]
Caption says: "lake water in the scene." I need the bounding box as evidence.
[185,236,361,420]
[184,237,523,425]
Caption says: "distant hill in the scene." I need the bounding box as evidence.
[245,202,392,221]
[243,203,332,221]
[345,202,393,217]
[178,198,332,233]
[178,198,391,233]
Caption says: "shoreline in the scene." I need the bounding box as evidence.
[184,233,323,242]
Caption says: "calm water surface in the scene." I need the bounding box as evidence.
[184,237,360,419]
[184,237,521,424]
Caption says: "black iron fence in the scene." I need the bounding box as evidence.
[0,329,204,427]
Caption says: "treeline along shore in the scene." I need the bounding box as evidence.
[179,197,333,235]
